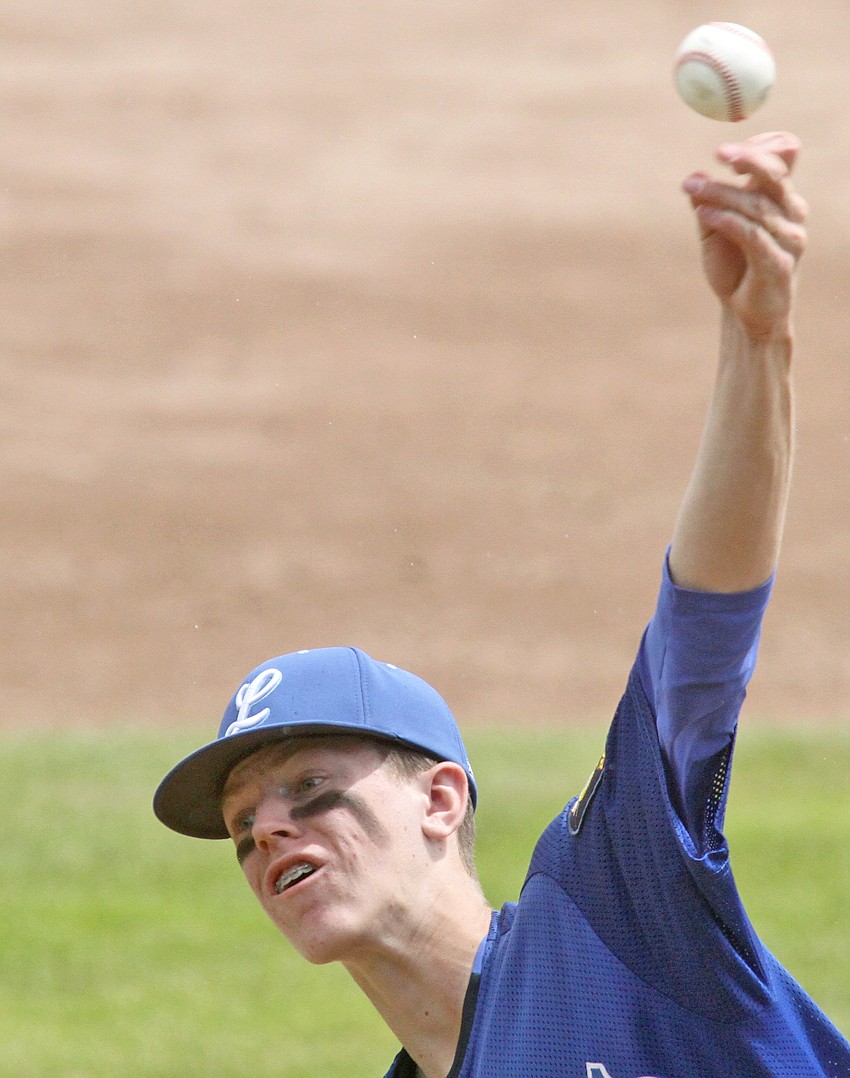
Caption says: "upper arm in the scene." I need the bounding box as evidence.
[635,552,772,843]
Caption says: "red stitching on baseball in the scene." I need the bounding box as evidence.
[678,49,745,122]
[709,22,772,55]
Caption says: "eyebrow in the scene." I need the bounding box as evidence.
[220,751,295,829]
[221,741,331,808]
[222,776,245,804]
[221,767,268,809]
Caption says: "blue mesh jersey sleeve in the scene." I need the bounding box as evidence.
[635,552,773,845]
[539,560,781,1010]
[539,666,769,1014]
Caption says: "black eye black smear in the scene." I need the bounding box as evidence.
[289,788,346,820]
[234,789,389,866]
[236,836,255,865]
[291,789,389,846]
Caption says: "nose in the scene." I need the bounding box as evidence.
[250,792,303,854]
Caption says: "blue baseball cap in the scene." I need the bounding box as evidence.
[153,646,477,839]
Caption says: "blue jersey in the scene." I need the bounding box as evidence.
[385,559,850,1077]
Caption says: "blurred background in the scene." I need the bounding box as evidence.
[2,1,850,1074]
[2,0,850,732]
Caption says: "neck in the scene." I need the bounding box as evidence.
[344,885,492,1078]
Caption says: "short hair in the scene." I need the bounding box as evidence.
[383,744,479,882]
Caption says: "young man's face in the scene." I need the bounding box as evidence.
[221,737,434,966]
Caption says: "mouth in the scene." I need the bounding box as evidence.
[273,861,319,896]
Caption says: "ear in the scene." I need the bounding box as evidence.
[419,761,469,842]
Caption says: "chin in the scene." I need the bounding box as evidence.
[281,911,367,967]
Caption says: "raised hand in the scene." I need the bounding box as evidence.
[682,131,808,340]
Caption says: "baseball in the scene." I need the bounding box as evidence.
[674,23,775,122]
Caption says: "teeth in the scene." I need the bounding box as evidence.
[274,863,315,894]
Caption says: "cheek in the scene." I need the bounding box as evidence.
[239,858,265,899]
[331,826,373,871]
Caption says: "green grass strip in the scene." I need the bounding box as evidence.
[0,723,847,1075]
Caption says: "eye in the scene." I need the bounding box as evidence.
[225,810,254,843]
[229,813,257,866]
[296,775,324,797]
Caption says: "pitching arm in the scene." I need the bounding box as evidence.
[669,132,808,593]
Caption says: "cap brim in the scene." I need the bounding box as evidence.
[153,722,398,839]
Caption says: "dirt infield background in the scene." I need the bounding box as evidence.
[3,1,850,732]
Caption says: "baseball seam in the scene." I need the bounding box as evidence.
[678,49,745,122]
[709,22,772,56]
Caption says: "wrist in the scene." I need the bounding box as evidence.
[721,306,794,357]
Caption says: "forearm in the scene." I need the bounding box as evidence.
[669,310,794,592]
[670,134,805,593]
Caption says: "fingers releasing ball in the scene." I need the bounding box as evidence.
[674,23,775,122]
